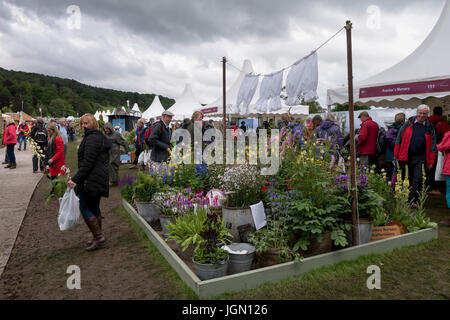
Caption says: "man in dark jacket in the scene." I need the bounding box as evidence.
[357,111,379,169]
[104,122,130,186]
[30,117,48,173]
[148,110,173,172]
[394,105,438,205]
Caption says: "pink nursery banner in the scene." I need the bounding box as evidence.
[359,78,450,99]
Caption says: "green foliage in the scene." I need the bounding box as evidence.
[167,208,232,264]
[0,67,175,117]
[332,104,370,112]
[45,175,70,205]
[166,208,208,251]
[170,163,204,192]
[132,171,160,202]
[248,214,301,263]
[120,185,133,203]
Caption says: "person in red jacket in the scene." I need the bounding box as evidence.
[429,107,450,144]
[3,118,18,169]
[357,111,379,169]
[394,104,438,205]
[427,107,450,195]
[437,131,450,226]
[45,123,66,179]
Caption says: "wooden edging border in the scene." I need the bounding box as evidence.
[122,199,439,299]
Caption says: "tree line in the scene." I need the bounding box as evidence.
[0,67,175,117]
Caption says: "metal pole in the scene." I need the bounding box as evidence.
[222,57,227,158]
[346,20,358,247]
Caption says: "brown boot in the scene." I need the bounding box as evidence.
[9,164,16,169]
[4,163,12,168]
[84,217,105,251]
[86,216,104,245]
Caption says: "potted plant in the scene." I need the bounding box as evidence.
[248,213,300,268]
[219,164,262,242]
[152,188,198,237]
[167,207,232,280]
[132,171,160,223]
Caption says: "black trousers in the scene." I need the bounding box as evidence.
[33,155,45,172]
[407,153,427,204]
[133,144,143,165]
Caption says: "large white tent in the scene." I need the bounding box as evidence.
[204,59,309,118]
[132,103,141,113]
[142,95,166,120]
[327,0,450,113]
[167,84,203,121]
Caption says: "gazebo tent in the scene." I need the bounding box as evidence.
[142,96,166,120]
[327,0,450,114]
[167,84,203,121]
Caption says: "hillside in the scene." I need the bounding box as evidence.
[0,67,175,117]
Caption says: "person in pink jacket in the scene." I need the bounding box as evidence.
[437,130,450,226]
[3,118,18,169]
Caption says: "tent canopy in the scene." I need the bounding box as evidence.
[327,0,450,111]
[142,96,166,120]
[167,84,203,121]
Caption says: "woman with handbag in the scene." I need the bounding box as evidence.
[67,114,111,251]
[45,123,66,179]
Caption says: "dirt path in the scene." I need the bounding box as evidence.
[0,170,192,299]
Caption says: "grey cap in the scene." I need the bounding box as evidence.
[162,110,174,117]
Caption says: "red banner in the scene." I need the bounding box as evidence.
[201,107,219,114]
[359,78,450,99]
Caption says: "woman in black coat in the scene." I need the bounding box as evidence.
[67,114,111,251]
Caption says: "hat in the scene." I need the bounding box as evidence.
[150,117,155,121]
[358,111,370,119]
[162,110,174,117]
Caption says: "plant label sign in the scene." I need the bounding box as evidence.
[370,225,401,242]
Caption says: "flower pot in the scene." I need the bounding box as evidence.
[135,201,160,223]
[344,218,374,246]
[192,256,229,281]
[226,243,256,274]
[299,231,332,257]
[159,216,172,238]
[222,207,256,243]
[256,248,282,268]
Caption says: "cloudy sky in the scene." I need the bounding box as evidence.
[0,0,446,107]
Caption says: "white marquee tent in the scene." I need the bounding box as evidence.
[132,103,141,113]
[204,60,309,118]
[167,84,203,121]
[142,95,166,120]
[327,0,450,113]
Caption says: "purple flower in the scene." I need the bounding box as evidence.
[358,174,369,189]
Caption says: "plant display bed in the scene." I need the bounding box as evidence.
[123,199,438,299]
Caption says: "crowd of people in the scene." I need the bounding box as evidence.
[2,116,75,171]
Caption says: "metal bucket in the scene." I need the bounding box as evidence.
[345,218,374,246]
[227,243,256,274]
[159,216,172,238]
[135,202,160,223]
[222,207,256,243]
[193,256,229,281]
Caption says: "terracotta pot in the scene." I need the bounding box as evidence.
[256,248,282,268]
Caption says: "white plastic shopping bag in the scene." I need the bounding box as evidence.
[137,151,145,165]
[58,188,80,231]
[435,152,445,182]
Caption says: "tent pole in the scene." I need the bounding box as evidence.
[346,20,358,247]
[222,57,227,159]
